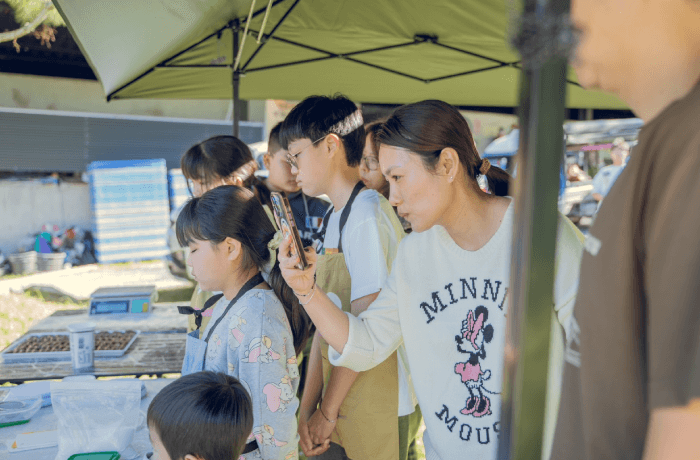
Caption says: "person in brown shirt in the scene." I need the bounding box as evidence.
[551,1,700,459]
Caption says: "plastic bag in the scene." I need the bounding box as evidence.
[51,380,141,460]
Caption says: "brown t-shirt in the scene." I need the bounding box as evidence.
[552,79,700,460]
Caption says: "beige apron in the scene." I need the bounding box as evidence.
[316,182,399,460]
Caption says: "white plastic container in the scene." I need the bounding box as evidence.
[68,322,96,373]
[0,397,42,427]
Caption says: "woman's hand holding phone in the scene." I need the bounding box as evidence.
[278,233,317,297]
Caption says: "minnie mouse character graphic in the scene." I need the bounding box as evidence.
[454,305,496,418]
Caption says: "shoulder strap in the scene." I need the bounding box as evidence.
[337,181,365,253]
[315,181,365,254]
[202,272,265,344]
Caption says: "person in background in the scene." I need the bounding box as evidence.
[590,137,629,203]
[550,1,700,459]
[263,122,330,247]
[279,99,584,460]
[180,135,274,337]
[567,163,592,183]
[360,121,412,233]
[147,371,254,460]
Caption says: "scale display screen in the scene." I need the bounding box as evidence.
[91,301,130,314]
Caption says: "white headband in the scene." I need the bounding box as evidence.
[328,109,364,136]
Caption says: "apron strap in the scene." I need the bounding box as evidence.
[337,181,365,254]
[203,272,265,343]
[316,181,365,254]
[242,440,259,454]
[201,272,265,369]
[177,293,224,330]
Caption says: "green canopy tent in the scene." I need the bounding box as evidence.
[54,1,601,459]
[54,0,625,135]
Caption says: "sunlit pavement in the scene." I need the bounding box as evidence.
[0,261,192,301]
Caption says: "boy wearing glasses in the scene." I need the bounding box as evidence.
[279,95,416,460]
[263,122,330,247]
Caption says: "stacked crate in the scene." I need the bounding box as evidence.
[167,169,192,213]
[88,159,170,263]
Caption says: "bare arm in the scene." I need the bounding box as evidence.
[298,334,331,456]
[278,238,351,353]
[279,236,404,370]
[642,399,700,460]
[300,334,324,418]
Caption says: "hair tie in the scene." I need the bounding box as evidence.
[231,159,258,184]
[267,230,283,251]
[479,158,491,175]
[328,109,364,136]
[261,230,282,281]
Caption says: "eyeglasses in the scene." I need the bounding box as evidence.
[361,155,379,171]
[286,135,327,168]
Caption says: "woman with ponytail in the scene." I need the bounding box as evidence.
[279,100,584,460]
[177,185,310,460]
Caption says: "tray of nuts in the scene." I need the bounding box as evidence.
[1,330,140,363]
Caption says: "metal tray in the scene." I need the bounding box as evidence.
[1,330,140,364]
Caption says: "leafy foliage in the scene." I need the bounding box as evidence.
[5,0,65,28]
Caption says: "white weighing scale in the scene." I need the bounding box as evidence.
[88,286,156,315]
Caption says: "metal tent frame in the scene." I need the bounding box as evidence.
[106,0,582,138]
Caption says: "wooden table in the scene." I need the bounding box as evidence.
[0,305,187,384]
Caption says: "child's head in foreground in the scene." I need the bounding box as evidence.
[147,371,253,460]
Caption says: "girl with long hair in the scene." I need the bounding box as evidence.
[177,185,310,460]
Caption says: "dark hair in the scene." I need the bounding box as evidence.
[365,120,384,157]
[364,120,390,199]
[176,185,310,354]
[268,122,283,154]
[378,100,511,196]
[181,135,273,208]
[147,371,254,460]
[278,95,365,167]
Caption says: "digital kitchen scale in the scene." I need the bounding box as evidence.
[89,286,156,315]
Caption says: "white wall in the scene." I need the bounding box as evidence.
[0,181,92,255]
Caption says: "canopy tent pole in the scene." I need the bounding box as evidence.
[498,0,572,459]
[232,20,241,138]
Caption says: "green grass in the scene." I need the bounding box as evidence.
[156,286,195,303]
[0,272,30,280]
[23,287,88,306]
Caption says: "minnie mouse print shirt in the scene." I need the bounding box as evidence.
[329,200,584,460]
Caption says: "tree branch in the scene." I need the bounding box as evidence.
[0,0,54,45]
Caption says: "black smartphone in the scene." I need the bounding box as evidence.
[270,192,309,270]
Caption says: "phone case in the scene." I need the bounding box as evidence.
[270,192,309,270]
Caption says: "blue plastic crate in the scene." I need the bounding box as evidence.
[88,159,170,263]
[167,169,192,212]
[88,159,167,172]
[95,245,170,264]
